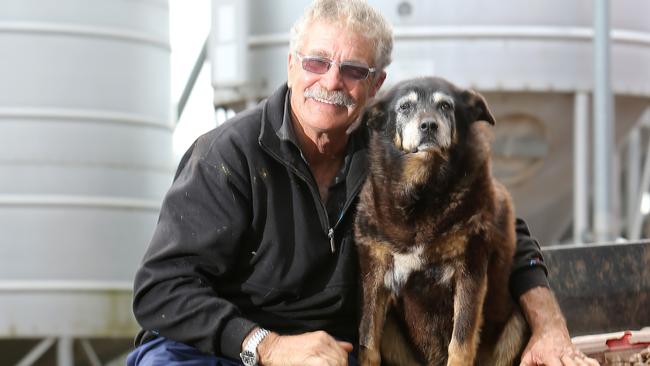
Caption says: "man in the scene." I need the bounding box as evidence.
[129,1,598,365]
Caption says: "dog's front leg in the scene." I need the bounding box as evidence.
[446,256,488,366]
[358,245,392,366]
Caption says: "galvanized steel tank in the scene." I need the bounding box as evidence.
[0,0,172,350]
[211,0,650,244]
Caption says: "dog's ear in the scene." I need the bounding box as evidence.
[462,89,495,125]
[360,97,387,130]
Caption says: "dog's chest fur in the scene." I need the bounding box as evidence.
[383,232,467,294]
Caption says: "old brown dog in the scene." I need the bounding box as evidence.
[354,77,527,366]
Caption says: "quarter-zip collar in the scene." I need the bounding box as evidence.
[259,84,369,243]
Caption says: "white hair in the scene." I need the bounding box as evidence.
[289,0,393,72]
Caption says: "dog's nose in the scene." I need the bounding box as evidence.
[419,119,438,133]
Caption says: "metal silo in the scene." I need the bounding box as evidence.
[210,0,650,245]
[0,0,172,364]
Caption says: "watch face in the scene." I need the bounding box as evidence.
[240,350,257,366]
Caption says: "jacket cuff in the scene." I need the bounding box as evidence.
[509,266,549,301]
[219,316,258,360]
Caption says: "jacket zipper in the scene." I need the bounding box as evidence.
[328,228,335,253]
[261,145,367,254]
[260,146,334,248]
[327,176,366,253]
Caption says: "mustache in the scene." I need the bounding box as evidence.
[304,86,356,108]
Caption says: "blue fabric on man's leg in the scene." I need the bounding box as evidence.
[126,335,359,366]
[126,337,242,366]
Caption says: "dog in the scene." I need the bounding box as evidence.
[354,77,528,366]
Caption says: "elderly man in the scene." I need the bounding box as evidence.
[128,1,597,365]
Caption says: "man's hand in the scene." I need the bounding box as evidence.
[519,286,599,366]
[256,330,353,366]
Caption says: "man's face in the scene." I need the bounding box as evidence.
[287,21,385,135]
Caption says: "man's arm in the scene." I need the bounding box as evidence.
[519,287,599,366]
[132,138,257,359]
[134,135,356,365]
[512,219,599,366]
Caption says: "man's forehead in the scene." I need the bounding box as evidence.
[307,48,330,57]
[300,21,374,63]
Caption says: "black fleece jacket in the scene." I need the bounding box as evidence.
[132,84,548,360]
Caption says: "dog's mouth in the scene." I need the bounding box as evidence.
[415,142,438,152]
[398,126,445,154]
[403,142,442,155]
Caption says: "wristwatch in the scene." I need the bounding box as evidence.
[240,327,270,366]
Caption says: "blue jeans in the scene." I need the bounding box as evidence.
[127,336,359,366]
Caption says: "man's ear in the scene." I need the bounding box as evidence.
[462,89,495,125]
[369,71,387,98]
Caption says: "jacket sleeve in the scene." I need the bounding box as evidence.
[509,217,550,300]
[132,134,257,359]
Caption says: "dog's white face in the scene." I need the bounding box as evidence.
[394,90,456,154]
[363,77,496,158]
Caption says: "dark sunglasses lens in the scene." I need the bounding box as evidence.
[302,58,330,74]
[340,64,369,80]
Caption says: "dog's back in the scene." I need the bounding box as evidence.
[355,77,527,366]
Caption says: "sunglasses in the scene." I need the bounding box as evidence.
[294,53,376,81]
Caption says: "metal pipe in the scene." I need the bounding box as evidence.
[0,21,170,50]
[247,26,650,48]
[627,128,641,238]
[0,279,133,292]
[613,149,622,238]
[0,107,174,131]
[15,338,56,366]
[0,194,160,210]
[630,137,650,240]
[593,0,616,242]
[177,35,209,122]
[574,92,589,243]
[80,339,102,366]
[57,337,74,366]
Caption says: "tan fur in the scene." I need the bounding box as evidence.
[447,342,475,366]
[447,268,488,366]
[381,312,423,366]
[357,238,393,366]
[367,239,393,264]
[487,311,529,366]
[401,152,432,188]
[431,232,467,259]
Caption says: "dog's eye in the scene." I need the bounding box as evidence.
[439,101,453,112]
[399,102,412,112]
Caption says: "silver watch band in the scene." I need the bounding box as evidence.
[240,327,270,366]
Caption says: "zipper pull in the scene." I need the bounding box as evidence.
[328,228,336,253]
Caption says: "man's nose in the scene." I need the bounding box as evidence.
[419,118,438,133]
[319,64,345,90]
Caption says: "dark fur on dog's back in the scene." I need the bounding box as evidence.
[355,77,527,366]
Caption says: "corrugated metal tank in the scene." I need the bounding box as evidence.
[211,0,650,245]
[0,0,172,344]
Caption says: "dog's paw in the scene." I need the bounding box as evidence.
[447,355,474,366]
[446,353,474,366]
[359,347,382,366]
